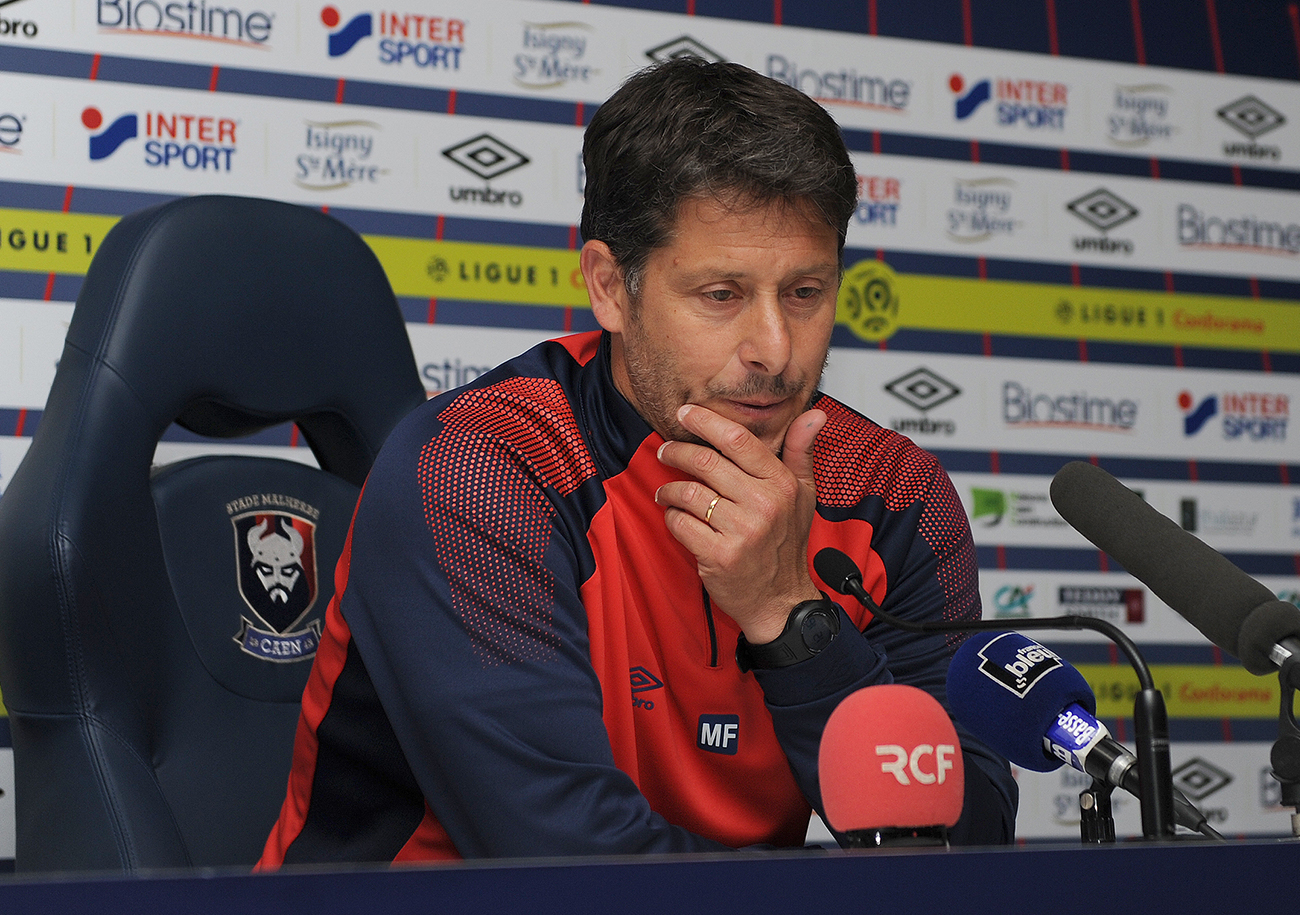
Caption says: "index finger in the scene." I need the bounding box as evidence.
[673,404,785,480]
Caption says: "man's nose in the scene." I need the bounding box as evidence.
[737,297,792,377]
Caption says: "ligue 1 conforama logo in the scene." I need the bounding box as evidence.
[232,511,322,662]
[836,258,900,343]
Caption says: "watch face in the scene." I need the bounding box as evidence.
[800,609,837,652]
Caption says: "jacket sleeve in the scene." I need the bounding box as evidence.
[755,456,1018,846]
[341,416,736,858]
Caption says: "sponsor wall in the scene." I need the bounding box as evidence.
[2,0,1299,849]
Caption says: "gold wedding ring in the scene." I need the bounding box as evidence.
[704,495,721,525]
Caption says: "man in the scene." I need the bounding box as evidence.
[259,58,1016,866]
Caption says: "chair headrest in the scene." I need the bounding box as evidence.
[65,194,424,485]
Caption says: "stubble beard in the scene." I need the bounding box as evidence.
[619,311,824,452]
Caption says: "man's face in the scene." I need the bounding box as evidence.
[607,196,840,453]
[249,526,303,603]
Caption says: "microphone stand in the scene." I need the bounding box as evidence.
[819,551,1177,840]
[1270,670,1300,839]
[1079,779,1116,844]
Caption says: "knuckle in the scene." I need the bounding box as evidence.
[722,426,750,451]
[693,448,722,474]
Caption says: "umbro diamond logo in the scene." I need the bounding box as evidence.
[630,666,663,710]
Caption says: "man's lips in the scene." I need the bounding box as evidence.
[724,398,787,417]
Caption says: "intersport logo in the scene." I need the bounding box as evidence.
[83,106,238,171]
[321,5,465,69]
[1178,389,1288,442]
[949,72,1067,129]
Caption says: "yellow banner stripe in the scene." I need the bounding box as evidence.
[363,236,588,306]
[0,209,119,275]
[836,257,1300,354]
[3,209,1296,353]
[1078,664,1283,719]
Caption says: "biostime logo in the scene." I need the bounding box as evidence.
[1179,390,1288,442]
[766,55,910,112]
[949,73,1067,129]
[0,113,23,154]
[97,0,273,46]
[1002,381,1137,432]
[1176,203,1300,257]
[321,5,465,69]
[83,106,237,170]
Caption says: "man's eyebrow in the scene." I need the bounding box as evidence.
[676,263,841,282]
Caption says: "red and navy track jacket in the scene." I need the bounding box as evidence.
[259,331,1017,865]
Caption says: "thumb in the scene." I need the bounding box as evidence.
[782,408,827,485]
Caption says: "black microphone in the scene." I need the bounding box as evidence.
[1050,460,1300,687]
[814,546,925,632]
[946,631,1218,839]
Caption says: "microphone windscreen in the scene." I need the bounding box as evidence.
[1239,600,1300,672]
[819,684,964,833]
[946,631,1095,772]
[1050,460,1275,665]
[813,547,860,596]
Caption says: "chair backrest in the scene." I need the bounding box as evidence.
[0,195,426,872]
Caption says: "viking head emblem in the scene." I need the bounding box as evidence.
[247,518,304,603]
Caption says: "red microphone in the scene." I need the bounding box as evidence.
[818,684,965,847]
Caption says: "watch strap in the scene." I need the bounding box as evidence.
[735,591,840,672]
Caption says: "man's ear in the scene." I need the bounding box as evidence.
[580,240,628,334]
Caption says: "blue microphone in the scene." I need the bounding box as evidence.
[946,631,1215,836]
[947,631,1096,773]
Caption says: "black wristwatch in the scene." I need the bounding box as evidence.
[735,592,841,672]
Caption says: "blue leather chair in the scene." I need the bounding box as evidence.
[0,195,426,872]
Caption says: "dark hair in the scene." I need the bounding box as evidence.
[580,57,858,297]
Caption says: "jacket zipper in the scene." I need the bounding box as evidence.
[701,585,719,668]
